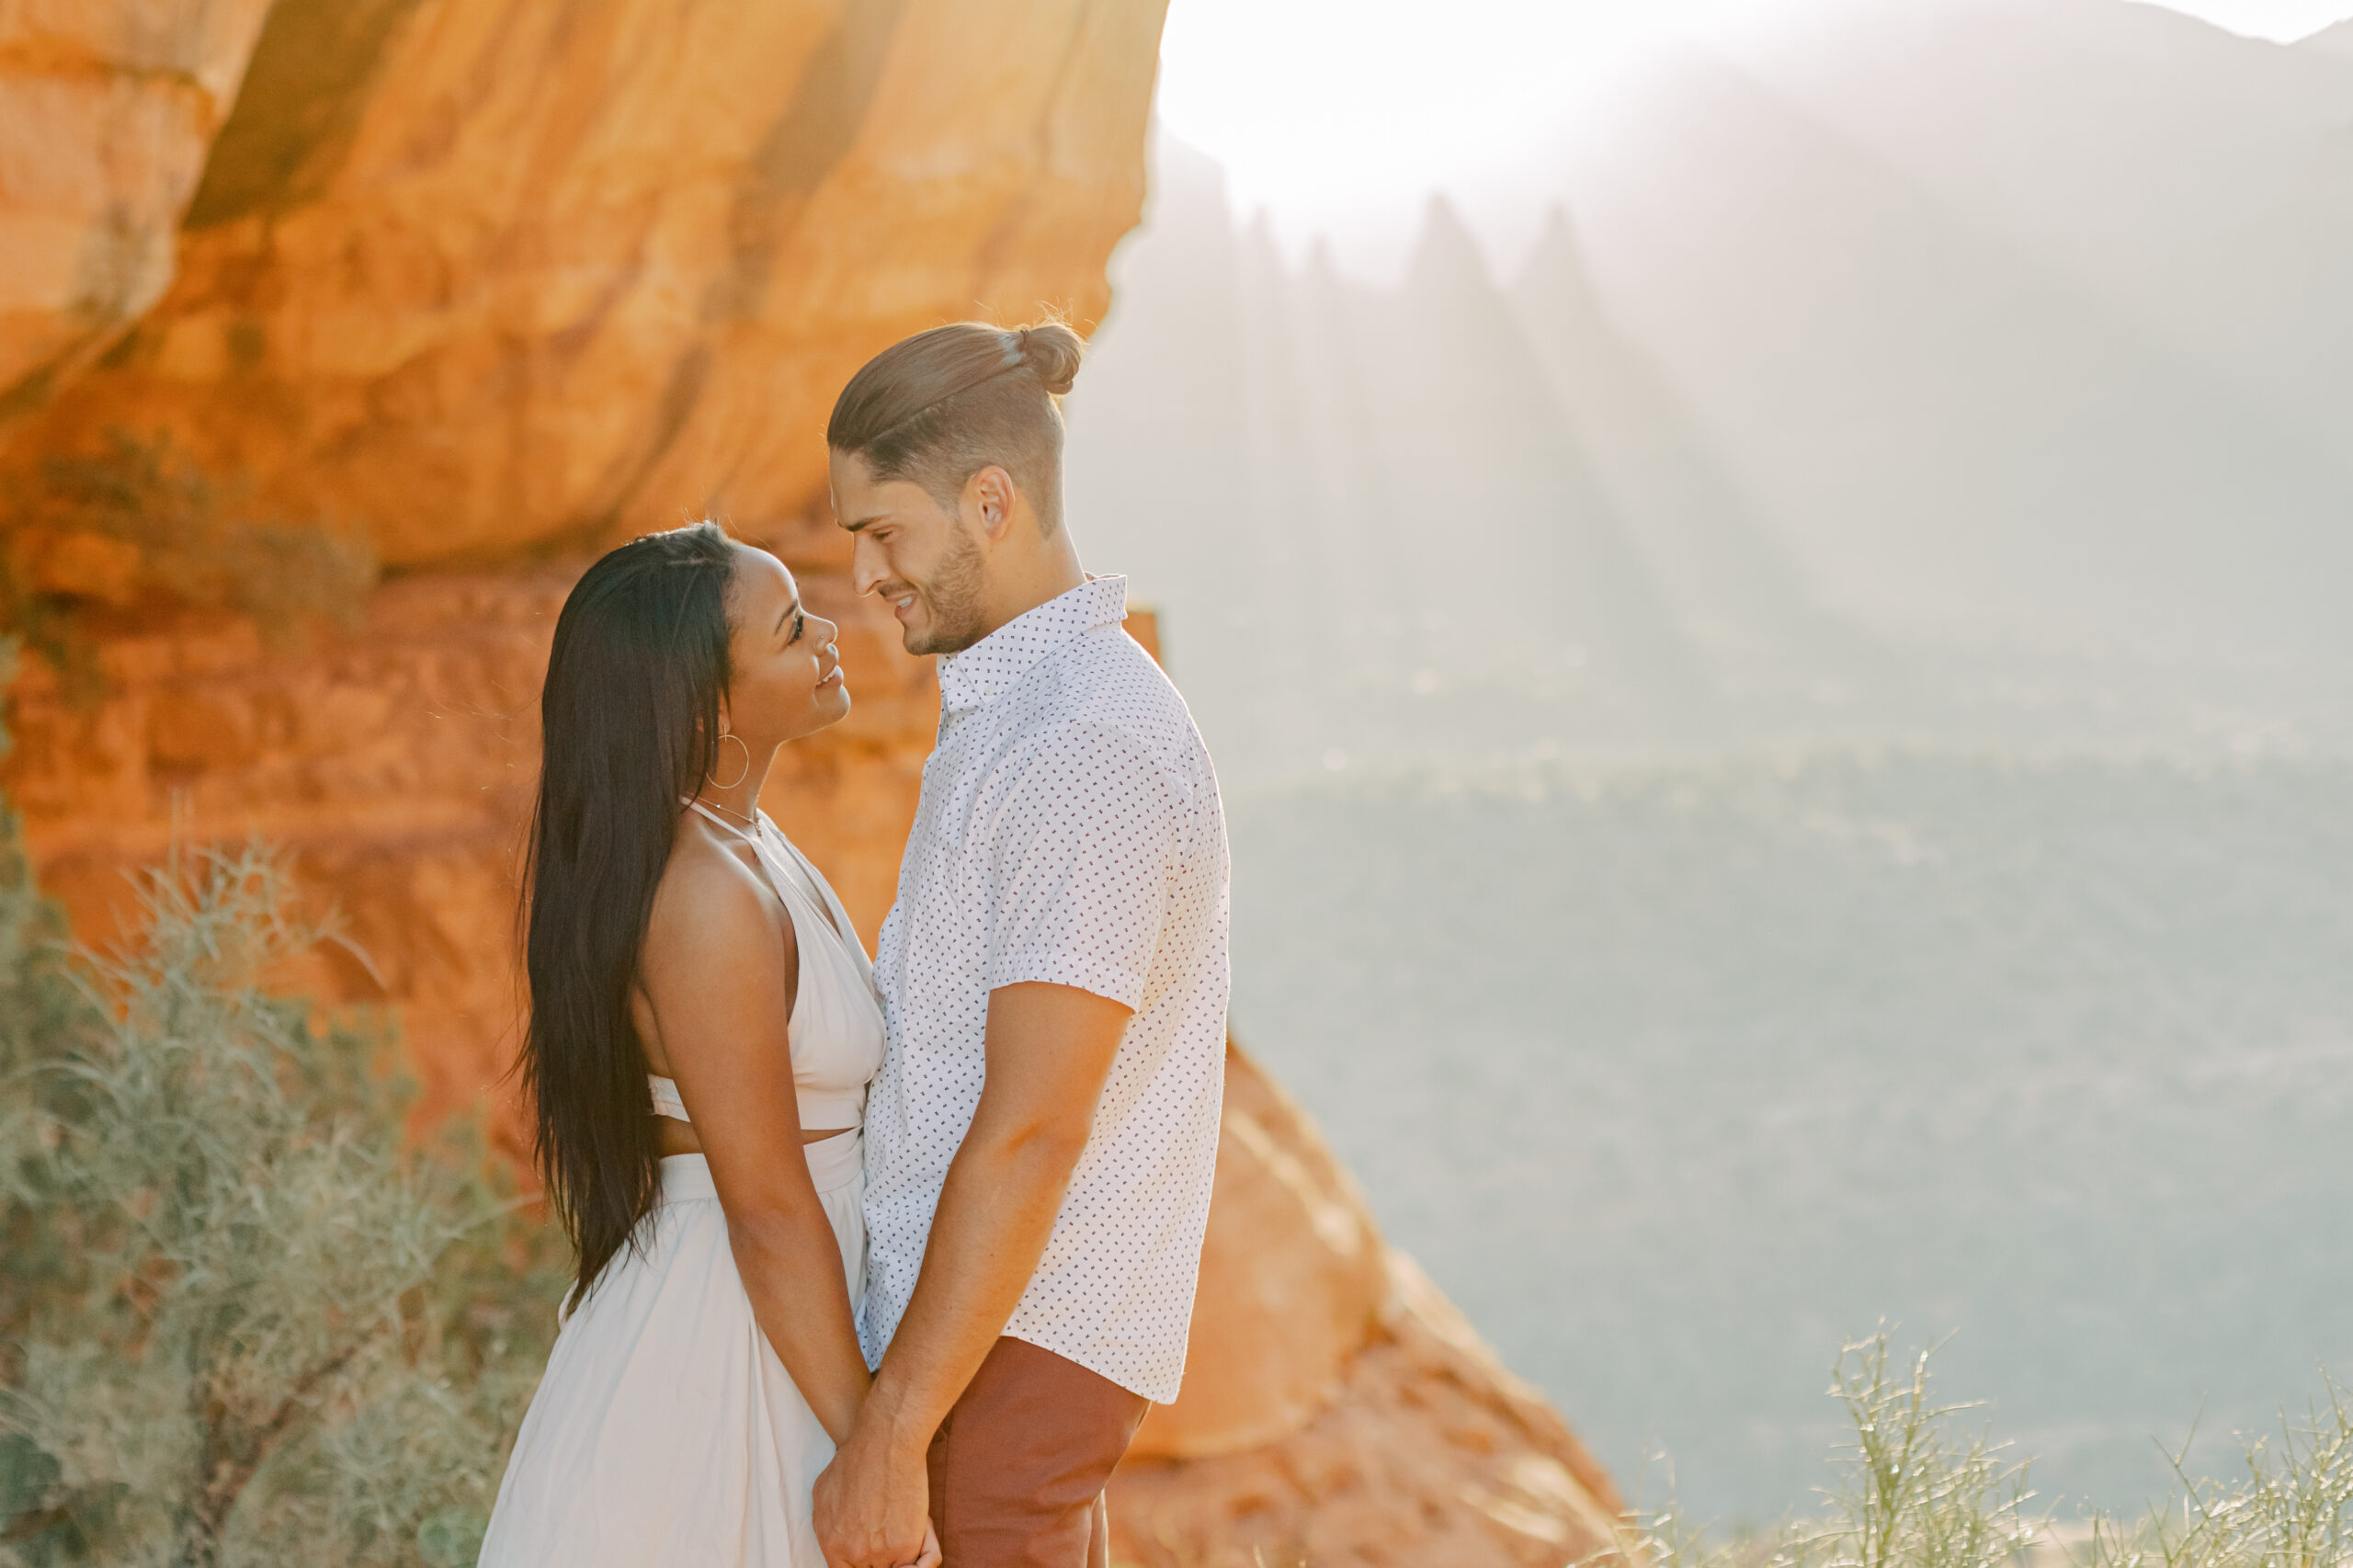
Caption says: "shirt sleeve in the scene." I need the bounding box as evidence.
[981,722,1178,1011]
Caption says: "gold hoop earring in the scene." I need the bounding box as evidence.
[709,732,751,790]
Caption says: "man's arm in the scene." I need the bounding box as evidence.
[813,981,1130,1568]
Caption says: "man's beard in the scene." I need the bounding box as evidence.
[904,525,989,655]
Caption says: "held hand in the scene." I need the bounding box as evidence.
[813,1422,930,1568]
[903,1522,943,1568]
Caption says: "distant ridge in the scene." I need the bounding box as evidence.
[1564,0,2353,665]
[2303,17,2353,58]
[1069,0,2353,781]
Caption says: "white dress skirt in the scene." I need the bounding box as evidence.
[479,808,886,1568]
[476,1139,864,1567]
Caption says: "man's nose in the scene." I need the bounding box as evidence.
[849,533,884,597]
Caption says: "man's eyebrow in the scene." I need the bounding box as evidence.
[774,597,801,634]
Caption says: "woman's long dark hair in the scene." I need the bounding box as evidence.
[519,522,735,1299]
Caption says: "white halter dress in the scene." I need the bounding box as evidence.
[479,807,886,1568]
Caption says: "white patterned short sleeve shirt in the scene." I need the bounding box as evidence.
[859,576,1230,1404]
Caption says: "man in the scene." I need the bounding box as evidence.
[813,321,1230,1568]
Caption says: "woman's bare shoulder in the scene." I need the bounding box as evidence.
[642,823,794,977]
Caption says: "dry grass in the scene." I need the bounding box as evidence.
[1631,1335,2351,1568]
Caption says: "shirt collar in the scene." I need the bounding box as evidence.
[937,575,1128,714]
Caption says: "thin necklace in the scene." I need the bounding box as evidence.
[696,794,759,835]
[689,796,839,939]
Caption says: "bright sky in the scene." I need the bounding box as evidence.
[1153,0,2353,274]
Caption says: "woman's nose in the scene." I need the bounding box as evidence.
[813,614,840,647]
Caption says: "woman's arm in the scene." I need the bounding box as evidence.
[640,855,870,1443]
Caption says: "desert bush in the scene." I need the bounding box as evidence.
[0,808,560,1565]
[0,739,95,1357]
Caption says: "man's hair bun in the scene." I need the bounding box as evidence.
[828,318,1086,535]
[1009,322,1084,396]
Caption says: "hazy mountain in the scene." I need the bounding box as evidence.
[1069,146,1728,779]
[1507,209,1884,693]
[1560,0,2353,664]
[1070,0,2353,783]
[1366,199,1711,711]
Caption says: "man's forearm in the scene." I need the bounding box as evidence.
[860,1119,1087,1445]
[848,980,1131,1464]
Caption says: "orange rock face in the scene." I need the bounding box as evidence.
[3,0,1165,568]
[0,0,275,402]
[0,3,1628,1562]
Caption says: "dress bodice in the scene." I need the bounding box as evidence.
[648,805,884,1131]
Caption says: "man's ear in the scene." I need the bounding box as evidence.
[965,465,1019,542]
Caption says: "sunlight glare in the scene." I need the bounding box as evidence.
[1154,0,2353,275]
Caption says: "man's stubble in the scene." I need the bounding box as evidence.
[906,523,990,656]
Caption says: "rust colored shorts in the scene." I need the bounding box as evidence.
[926,1336,1151,1568]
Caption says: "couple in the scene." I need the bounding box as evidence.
[478,323,1230,1568]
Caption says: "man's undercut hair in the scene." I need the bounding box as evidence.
[826,320,1085,536]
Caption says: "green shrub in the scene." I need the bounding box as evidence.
[0,805,560,1565]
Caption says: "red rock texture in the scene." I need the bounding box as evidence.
[1,0,1165,567]
[0,0,275,401]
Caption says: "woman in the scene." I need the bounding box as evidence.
[480,522,938,1568]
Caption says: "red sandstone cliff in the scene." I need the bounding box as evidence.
[0,5,1627,1562]
[0,2,277,402]
[2,0,1163,563]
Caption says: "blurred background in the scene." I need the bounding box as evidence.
[1063,0,2353,1528]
